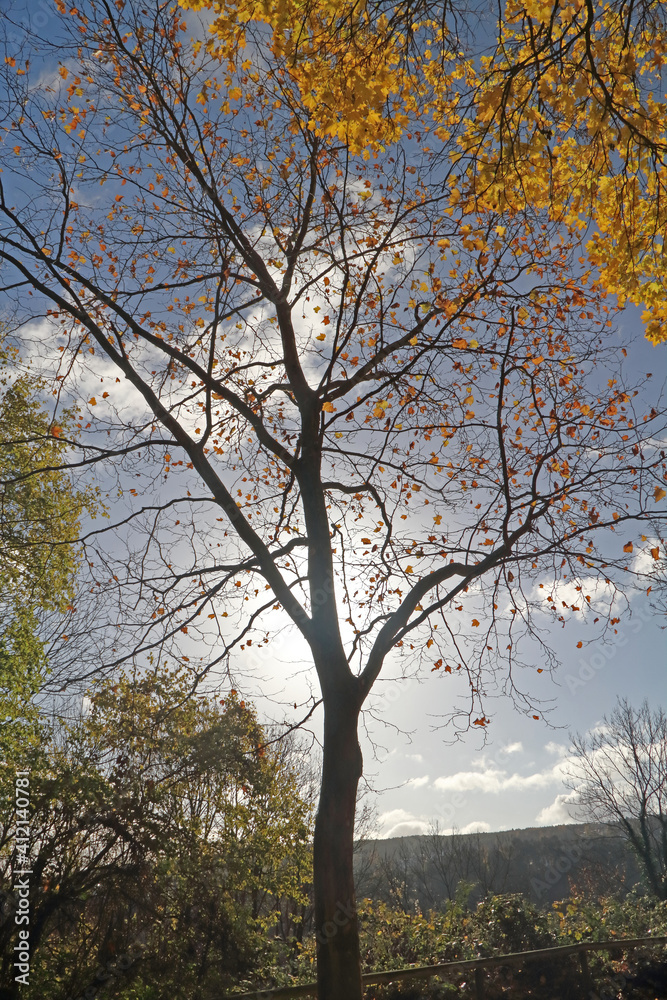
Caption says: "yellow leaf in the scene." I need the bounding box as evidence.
[315,333,326,341]
[322,401,334,412]
[654,487,666,503]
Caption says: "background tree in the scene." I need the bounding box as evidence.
[566,698,667,900]
[0,3,666,997]
[0,665,313,999]
[0,335,98,752]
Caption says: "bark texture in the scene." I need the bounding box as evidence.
[313,687,364,1000]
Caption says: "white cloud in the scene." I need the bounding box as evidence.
[535,791,579,826]
[544,741,568,757]
[460,820,491,834]
[434,768,506,793]
[405,775,430,789]
[377,808,429,838]
[502,741,523,755]
[531,575,616,620]
[434,760,568,795]
[385,820,431,837]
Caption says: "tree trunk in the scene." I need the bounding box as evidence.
[313,688,364,1000]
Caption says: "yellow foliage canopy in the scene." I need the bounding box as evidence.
[180,0,667,343]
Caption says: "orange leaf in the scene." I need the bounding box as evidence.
[651,547,660,560]
[471,618,480,627]
[576,641,582,648]
[322,401,334,412]
[623,542,633,553]
[51,425,62,437]
[452,338,467,349]
[654,487,666,503]
[58,65,67,78]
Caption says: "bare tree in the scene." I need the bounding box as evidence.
[567,699,667,899]
[408,824,514,907]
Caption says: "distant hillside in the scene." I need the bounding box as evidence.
[353,822,646,908]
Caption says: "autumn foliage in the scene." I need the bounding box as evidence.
[0,1,665,997]
[182,0,667,343]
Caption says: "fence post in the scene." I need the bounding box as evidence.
[474,966,485,1000]
[579,950,595,995]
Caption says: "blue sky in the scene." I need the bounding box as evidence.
[242,581,663,838]
[242,309,666,839]
[360,311,666,837]
[2,0,665,839]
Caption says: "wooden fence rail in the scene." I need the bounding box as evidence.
[223,934,667,1000]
